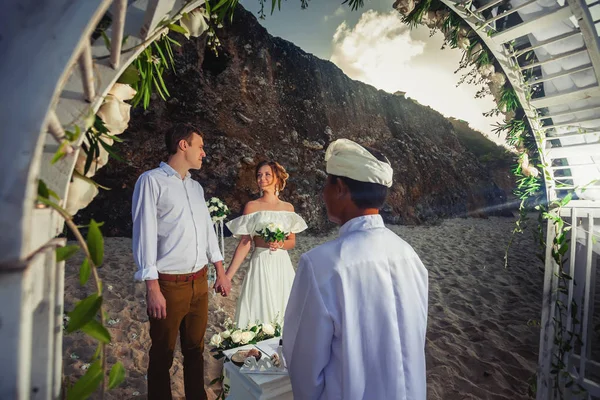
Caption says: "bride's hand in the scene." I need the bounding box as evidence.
[269,241,284,251]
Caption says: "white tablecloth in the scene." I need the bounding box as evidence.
[223,337,293,400]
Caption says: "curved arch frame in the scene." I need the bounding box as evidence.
[0,0,202,397]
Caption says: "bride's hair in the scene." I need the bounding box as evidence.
[255,161,289,191]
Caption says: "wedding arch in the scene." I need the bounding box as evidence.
[390,0,600,397]
[0,0,598,399]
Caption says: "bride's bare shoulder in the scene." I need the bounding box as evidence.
[281,201,295,212]
[243,201,260,215]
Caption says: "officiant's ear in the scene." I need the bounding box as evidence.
[337,178,351,200]
[329,175,349,200]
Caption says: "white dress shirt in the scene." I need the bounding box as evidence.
[132,162,223,281]
[283,214,428,400]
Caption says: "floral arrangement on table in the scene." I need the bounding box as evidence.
[207,197,230,223]
[256,223,289,253]
[209,318,282,360]
[209,318,283,398]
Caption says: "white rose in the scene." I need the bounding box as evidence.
[261,323,275,336]
[223,205,229,211]
[221,330,231,339]
[231,330,243,344]
[209,206,216,212]
[267,223,276,231]
[246,321,257,330]
[276,223,284,232]
[457,36,470,50]
[224,317,233,327]
[96,93,131,136]
[179,8,209,39]
[211,197,218,202]
[212,216,218,223]
[478,64,495,78]
[490,72,506,87]
[240,331,256,344]
[209,334,222,347]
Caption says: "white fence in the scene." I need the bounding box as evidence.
[537,202,600,399]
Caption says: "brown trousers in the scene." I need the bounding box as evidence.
[147,275,209,400]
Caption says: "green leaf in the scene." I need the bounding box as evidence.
[153,63,170,96]
[83,134,97,176]
[212,0,230,12]
[86,219,104,267]
[560,192,573,207]
[108,362,126,389]
[67,360,103,400]
[153,42,170,69]
[92,344,102,361]
[209,376,223,385]
[81,319,111,344]
[38,180,50,199]
[57,245,80,262]
[168,23,188,34]
[65,125,82,142]
[152,76,167,100]
[93,116,109,136]
[73,170,112,191]
[98,139,125,163]
[51,140,71,164]
[80,258,91,286]
[101,31,111,50]
[67,294,102,333]
[117,64,140,85]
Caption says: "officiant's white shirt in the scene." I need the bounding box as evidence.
[283,214,428,400]
[132,162,223,280]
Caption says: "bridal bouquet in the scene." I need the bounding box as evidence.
[206,197,230,223]
[209,318,282,359]
[256,223,289,253]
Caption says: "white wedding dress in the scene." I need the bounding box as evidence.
[226,210,308,329]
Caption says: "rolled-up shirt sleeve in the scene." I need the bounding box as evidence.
[201,190,224,264]
[132,174,159,281]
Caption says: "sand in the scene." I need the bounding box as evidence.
[63,216,547,399]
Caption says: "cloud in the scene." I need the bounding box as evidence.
[324,5,347,22]
[330,10,503,142]
[334,6,346,17]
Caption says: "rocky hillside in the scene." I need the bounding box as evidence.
[449,118,517,203]
[76,5,515,236]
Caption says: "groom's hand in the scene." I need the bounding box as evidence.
[214,274,231,297]
[146,280,167,319]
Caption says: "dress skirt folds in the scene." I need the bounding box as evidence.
[226,211,307,328]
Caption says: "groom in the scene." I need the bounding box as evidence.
[283,138,429,399]
[132,123,231,400]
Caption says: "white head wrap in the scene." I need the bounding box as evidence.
[325,139,393,187]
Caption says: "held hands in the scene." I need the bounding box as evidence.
[214,273,232,297]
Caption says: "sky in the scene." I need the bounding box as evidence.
[238,0,504,144]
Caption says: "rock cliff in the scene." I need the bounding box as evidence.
[76,5,514,236]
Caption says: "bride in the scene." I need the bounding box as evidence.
[225,161,307,329]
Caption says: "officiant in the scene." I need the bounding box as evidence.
[283,138,429,399]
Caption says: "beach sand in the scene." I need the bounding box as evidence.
[63,216,548,399]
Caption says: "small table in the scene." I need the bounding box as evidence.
[222,338,293,400]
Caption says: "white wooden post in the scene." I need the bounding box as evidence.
[537,217,559,400]
[0,2,205,399]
